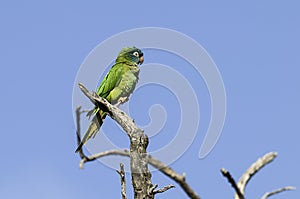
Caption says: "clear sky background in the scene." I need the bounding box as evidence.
[0,1,299,199]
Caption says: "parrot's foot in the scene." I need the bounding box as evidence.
[115,97,129,107]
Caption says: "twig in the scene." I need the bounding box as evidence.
[153,184,175,194]
[79,149,129,169]
[75,106,88,160]
[237,152,277,196]
[261,186,296,199]
[116,163,127,199]
[221,168,244,199]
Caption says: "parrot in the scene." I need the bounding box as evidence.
[75,47,144,153]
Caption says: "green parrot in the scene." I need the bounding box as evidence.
[75,47,144,153]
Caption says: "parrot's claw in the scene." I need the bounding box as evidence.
[115,97,129,107]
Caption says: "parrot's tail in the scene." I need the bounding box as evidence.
[75,110,106,153]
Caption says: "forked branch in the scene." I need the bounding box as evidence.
[221,152,295,199]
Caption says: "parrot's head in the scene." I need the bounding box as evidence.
[116,47,144,65]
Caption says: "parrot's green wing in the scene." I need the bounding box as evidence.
[85,63,125,118]
[97,62,137,104]
[97,63,124,99]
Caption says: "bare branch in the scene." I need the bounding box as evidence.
[79,149,129,169]
[75,106,94,166]
[147,155,200,199]
[116,163,127,199]
[261,186,296,199]
[221,168,244,199]
[153,184,175,194]
[237,152,277,196]
[221,152,280,199]
[75,106,85,159]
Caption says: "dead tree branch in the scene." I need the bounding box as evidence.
[237,152,277,197]
[116,163,127,199]
[221,152,295,199]
[78,149,129,169]
[75,106,87,160]
[76,106,200,198]
[220,168,244,199]
[261,186,296,199]
[153,184,175,195]
[146,155,200,199]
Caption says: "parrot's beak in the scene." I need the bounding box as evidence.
[139,56,144,65]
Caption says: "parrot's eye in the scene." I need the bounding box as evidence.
[133,52,139,57]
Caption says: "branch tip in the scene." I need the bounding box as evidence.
[153,184,175,195]
[237,152,278,196]
[261,186,296,199]
[117,163,127,199]
[221,168,244,199]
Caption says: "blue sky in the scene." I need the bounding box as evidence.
[0,1,299,199]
